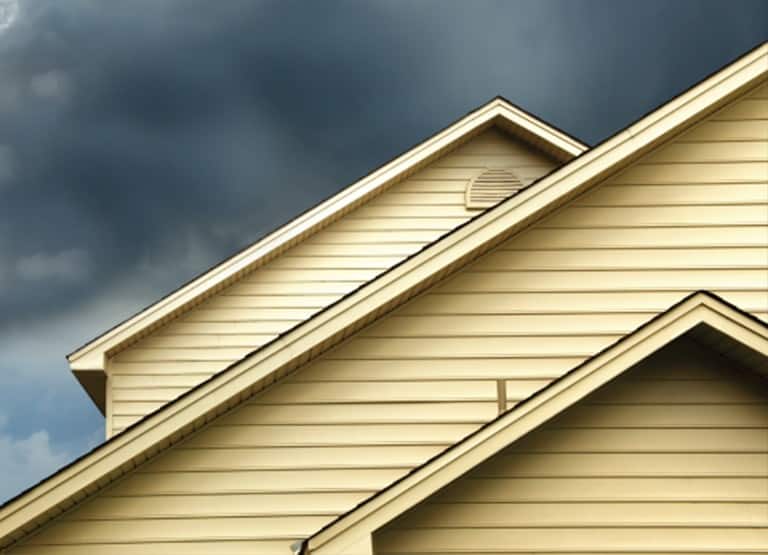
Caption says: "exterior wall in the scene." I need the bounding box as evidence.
[374,336,768,554]
[8,85,767,554]
[108,128,560,436]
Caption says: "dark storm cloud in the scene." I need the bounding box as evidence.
[0,0,766,503]
[0,0,444,327]
[1,0,766,328]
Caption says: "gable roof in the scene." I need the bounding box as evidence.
[304,291,768,554]
[1,41,765,550]
[68,95,588,410]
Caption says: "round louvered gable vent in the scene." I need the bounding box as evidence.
[465,168,524,209]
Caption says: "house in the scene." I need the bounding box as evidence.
[1,42,766,554]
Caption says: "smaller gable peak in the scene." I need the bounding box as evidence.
[305,290,768,554]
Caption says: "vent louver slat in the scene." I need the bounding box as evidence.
[465,168,525,209]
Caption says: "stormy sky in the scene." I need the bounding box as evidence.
[0,0,766,503]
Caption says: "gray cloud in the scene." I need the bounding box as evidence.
[15,247,89,282]
[0,425,70,503]
[0,0,766,502]
[0,143,14,185]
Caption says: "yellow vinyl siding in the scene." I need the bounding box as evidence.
[9,86,767,555]
[374,337,768,554]
[107,128,559,436]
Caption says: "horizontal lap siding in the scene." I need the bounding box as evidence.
[375,338,768,554]
[108,129,559,435]
[13,87,767,554]
[21,363,494,554]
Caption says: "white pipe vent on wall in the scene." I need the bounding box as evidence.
[465,168,525,209]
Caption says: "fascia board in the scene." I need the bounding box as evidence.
[493,99,587,157]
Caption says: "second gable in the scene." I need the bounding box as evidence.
[107,127,561,436]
